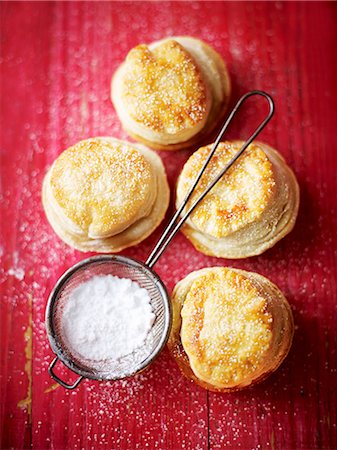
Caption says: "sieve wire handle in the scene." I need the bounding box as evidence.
[145,90,274,269]
[48,357,84,390]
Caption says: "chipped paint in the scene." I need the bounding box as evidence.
[17,294,32,422]
[44,383,60,393]
[270,430,275,450]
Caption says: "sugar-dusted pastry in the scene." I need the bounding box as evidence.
[176,141,300,258]
[168,267,294,392]
[111,36,230,151]
[42,137,169,252]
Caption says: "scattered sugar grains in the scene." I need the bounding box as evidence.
[61,275,155,361]
[7,267,25,281]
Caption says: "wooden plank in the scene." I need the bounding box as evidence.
[1,2,336,449]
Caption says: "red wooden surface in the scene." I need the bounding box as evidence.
[1,2,336,449]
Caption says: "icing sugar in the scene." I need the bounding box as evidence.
[61,275,155,361]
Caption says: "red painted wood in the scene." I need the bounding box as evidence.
[1,2,336,449]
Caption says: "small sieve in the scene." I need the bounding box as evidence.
[45,90,274,389]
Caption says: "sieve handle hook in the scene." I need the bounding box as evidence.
[145,90,274,269]
[48,356,84,390]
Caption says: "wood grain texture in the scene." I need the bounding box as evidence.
[0,2,336,449]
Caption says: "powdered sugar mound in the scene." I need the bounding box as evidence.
[61,275,155,361]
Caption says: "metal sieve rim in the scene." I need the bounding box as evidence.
[45,254,172,381]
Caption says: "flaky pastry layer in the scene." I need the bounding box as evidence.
[48,138,156,239]
[168,267,294,391]
[111,36,231,150]
[176,141,300,258]
[42,138,170,252]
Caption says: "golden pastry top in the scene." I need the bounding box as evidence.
[180,267,273,387]
[177,141,276,238]
[119,40,209,134]
[49,138,155,238]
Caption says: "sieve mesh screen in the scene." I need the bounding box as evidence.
[46,256,171,380]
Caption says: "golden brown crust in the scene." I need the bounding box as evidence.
[121,41,209,134]
[168,267,294,392]
[181,270,272,386]
[124,99,229,152]
[42,137,170,253]
[176,141,300,258]
[177,142,276,238]
[111,36,231,151]
[50,138,155,238]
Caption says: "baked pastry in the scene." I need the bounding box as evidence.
[42,137,169,252]
[111,36,230,151]
[176,141,300,258]
[168,267,294,392]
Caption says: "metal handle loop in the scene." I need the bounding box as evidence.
[146,90,274,268]
[48,357,84,390]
